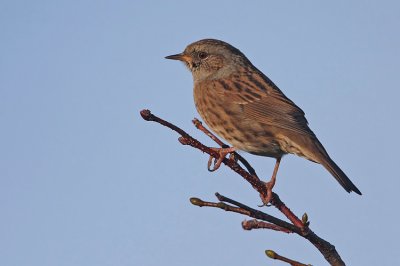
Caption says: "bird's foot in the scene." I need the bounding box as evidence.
[259,180,275,206]
[207,147,237,172]
[259,157,281,207]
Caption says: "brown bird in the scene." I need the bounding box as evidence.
[166,39,361,198]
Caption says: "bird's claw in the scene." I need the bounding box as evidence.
[259,181,275,207]
[207,156,223,172]
[207,147,236,172]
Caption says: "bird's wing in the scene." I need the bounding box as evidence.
[215,71,316,137]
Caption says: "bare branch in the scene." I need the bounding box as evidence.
[190,195,298,233]
[266,250,311,266]
[242,219,292,233]
[270,192,305,230]
[140,109,346,266]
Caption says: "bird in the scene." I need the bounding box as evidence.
[165,38,361,200]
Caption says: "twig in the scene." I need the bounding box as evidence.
[266,250,311,266]
[192,194,342,265]
[271,192,305,230]
[140,109,346,266]
[141,109,267,198]
[190,195,298,234]
[242,219,292,233]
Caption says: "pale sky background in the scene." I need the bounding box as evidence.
[1,1,399,265]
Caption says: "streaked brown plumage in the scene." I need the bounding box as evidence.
[166,39,361,196]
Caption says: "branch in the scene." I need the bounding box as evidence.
[140,109,346,266]
[191,193,343,265]
[190,195,298,233]
[266,250,311,266]
[242,219,292,233]
[141,109,268,201]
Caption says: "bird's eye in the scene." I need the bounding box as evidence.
[198,51,208,59]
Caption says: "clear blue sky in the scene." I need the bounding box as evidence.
[1,1,399,265]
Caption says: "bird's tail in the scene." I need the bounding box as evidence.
[320,156,362,195]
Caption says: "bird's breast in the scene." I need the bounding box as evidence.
[193,81,285,158]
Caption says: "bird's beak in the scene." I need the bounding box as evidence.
[165,53,190,62]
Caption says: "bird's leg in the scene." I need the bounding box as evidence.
[261,157,282,205]
[207,147,237,172]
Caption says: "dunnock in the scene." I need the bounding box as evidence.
[166,39,361,196]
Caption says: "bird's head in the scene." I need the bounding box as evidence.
[165,39,251,82]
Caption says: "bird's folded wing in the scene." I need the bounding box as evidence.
[217,71,316,137]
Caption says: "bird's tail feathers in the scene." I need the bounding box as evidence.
[320,156,362,195]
